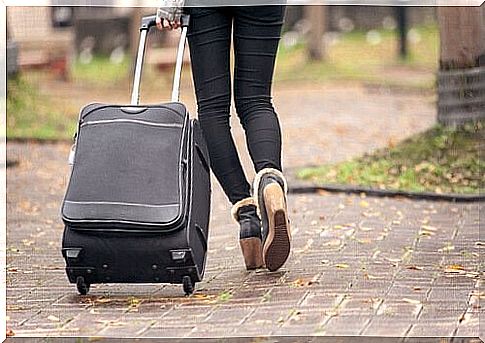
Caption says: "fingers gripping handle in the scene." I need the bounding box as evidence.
[131,14,190,105]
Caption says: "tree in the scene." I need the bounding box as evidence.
[437,5,484,125]
[304,5,326,61]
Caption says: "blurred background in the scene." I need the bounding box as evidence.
[6,5,484,195]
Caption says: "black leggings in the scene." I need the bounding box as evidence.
[186,5,286,205]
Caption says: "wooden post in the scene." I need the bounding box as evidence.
[437,5,485,125]
[305,5,326,61]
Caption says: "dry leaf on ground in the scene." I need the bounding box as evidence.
[406,265,424,271]
[402,298,421,305]
[335,263,349,269]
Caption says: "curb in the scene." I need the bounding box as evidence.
[289,183,484,203]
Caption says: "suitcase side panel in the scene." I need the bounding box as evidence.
[186,119,211,281]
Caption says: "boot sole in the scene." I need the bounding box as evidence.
[262,183,290,272]
[239,237,264,270]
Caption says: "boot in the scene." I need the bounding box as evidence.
[231,197,264,270]
[253,168,291,272]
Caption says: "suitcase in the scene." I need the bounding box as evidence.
[60,14,211,296]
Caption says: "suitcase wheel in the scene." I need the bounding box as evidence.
[76,276,90,295]
[182,275,194,296]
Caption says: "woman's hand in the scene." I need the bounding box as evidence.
[156,0,184,31]
[156,16,180,30]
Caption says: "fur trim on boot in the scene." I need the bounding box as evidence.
[231,197,256,222]
[252,168,288,217]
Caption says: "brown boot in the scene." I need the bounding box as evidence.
[253,168,291,272]
[231,197,264,270]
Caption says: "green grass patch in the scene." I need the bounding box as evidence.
[71,55,131,87]
[297,123,484,195]
[275,25,438,89]
[7,76,77,140]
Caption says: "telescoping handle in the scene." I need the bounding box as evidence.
[131,14,190,105]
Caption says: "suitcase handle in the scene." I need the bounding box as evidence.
[131,14,191,105]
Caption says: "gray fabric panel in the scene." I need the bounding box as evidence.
[62,201,180,224]
[64,110,186,225]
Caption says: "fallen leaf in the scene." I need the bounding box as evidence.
[356,238,372,244]
[402,298,421,305]
[444,264,465,273]
[439,245,455,253]
[47,315,60,322]
[21,239,35,247]
[359,201,370,208]
[419,229,435,237]
[406,265,424,271]
[335,263,349,269]
[192,294,215,300]
[6,329,14,337]
[323,239,342,247]
[363,273,381,280]
[421,225,438,231]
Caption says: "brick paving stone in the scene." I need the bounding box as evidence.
[321,315,371,335]
[362,318,413,336]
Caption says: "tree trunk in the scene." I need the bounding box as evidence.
[395,7,408,59]
[438,6,484,69]
[437,5,485,126]
[305,5,326,61]
[131,7,144,59]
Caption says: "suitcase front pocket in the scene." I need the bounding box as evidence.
[63,118,187,230]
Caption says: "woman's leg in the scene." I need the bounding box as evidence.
[233,5,286,173]
[186,7,252,205]
[233,6,291,271]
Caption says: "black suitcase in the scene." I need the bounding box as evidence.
[61,14,211,295]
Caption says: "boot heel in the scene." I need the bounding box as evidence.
[239,237,264,270]
[262,183,291,271]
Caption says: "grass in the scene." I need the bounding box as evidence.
[71,55,131,87]
[275,25,439,89]
[297,123,484,195]
[7,76,77,140]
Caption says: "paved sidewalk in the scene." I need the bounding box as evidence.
[6,142,482,339]
[5,83,482,339]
